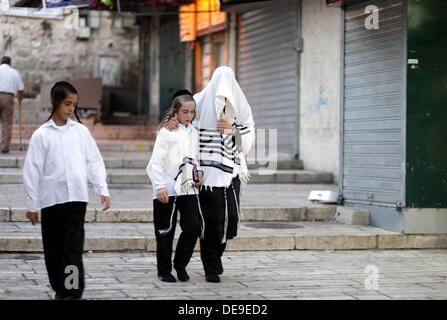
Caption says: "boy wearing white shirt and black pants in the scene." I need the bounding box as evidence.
[23,81,110,300]
[147,90,204,283]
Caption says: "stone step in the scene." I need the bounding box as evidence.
[0,168,333,184]
[0,154,151,169]
[0,154,303,170]
[0,206,337,223]
[0,221,445,252]
[7,139,154,153]
[6,123,157,141]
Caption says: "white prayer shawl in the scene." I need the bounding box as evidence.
[147,125,199,195]
[193,66,255,189]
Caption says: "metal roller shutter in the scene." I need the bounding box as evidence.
[341,0,406,208]
[237,0,300,155]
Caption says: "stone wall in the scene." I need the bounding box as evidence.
[0,10,139,99]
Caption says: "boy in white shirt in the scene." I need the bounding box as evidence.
[23,81,110,300]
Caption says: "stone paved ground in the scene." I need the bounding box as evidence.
[0,249,446,300]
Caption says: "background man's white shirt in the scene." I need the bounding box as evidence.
[0,64,24,96]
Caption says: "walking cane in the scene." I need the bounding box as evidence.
[18,99,23,151]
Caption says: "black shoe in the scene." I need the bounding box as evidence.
[205,274,220,283]
[158,273,177,282]
[1,150,9,154]
[176,269,190,282]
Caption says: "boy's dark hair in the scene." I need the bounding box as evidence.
[47,81,82,123]
[0,56,11,65]
[172,89,193,100]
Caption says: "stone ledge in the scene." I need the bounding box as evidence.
[1,234,447,252]
[0,208,9,222]
[7,209,96,223]
[295,235,377,250]
[378,234,447,249]
[226,236,295,251]
[6,207,337,223]
[96,209,152,223]
[241,208,307,221]
[0,238,43,252]
[85,238,147,251]
[306,207,337,221]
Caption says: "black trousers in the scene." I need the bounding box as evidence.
[153,195,202,274]
[40,201,86,299]
[199,177,240,275]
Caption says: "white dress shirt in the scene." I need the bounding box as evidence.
[146,124,202,199]
[0,64,24,96]
[23,119,109,212]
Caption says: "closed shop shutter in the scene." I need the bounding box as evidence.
[341,0,406,208]
[237,0,300,155]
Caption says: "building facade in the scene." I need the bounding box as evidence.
[1,0,445,233]
[223,0,447,234]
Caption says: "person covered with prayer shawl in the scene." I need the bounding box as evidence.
[164,67,255,283]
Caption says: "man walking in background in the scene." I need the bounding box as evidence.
[0,56,24,153]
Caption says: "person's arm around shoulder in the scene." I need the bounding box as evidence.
[83,126,110,211]
[163,117,180,131]
[23,131,45,225]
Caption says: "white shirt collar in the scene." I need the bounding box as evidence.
[43,118,76,128]
[178,123,192,130]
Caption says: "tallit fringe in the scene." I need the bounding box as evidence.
[221,187,228,244]
[193,187,205,239]
[158,195,177,236]
[231,182,243,228]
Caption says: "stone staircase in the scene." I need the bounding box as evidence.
[4,101,444,252]
[1,148,446,252]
